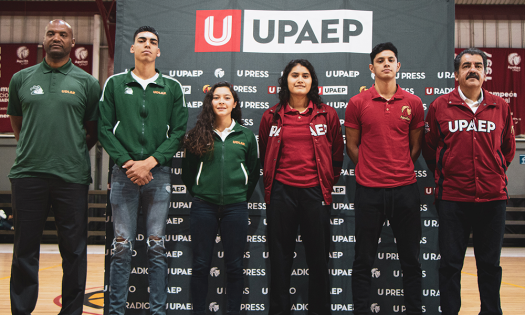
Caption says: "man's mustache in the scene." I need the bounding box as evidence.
[466,72,480,80]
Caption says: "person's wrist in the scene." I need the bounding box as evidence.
[148,156,159,168]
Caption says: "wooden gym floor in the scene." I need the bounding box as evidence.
[0,245,523,314]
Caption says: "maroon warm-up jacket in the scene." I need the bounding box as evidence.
[259,103,344,205]
[423,88,516,202]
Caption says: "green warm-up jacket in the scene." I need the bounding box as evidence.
[182,121,260,205]
[98,69,188,167]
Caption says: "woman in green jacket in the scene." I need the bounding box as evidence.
[182,81,260,315]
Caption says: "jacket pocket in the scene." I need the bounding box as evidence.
[443,152,459,176]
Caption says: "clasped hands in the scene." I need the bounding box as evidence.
[122,156,158,186]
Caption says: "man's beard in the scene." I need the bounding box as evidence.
[46,47,70,60]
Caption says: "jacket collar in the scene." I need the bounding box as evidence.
[213,120,244,140]
[270,101,327,121]
[41,58,73,74]
[283,100,314,114]
[447,87,499,108]
[231,119,245,132]
[124,67,165,87]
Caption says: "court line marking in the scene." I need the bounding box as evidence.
[462,271,525,289]
[0,263,62,280]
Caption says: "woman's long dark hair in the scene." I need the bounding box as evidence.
[184,81,242,157]
[273,59,322,122]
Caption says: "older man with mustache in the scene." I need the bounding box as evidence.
[423,48,516,315]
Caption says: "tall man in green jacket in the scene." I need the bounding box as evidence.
[98,26,188,315]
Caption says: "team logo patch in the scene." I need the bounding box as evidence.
[153,91,166,95]
[124,87,133,95]
[400,105,411,121]
[30,85,44,95]
[233,140,245,146]
[61,90,76,94]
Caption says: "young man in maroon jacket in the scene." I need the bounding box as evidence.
[345,42,425,315]
[423,47,516,315]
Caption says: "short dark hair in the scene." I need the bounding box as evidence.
[370,42,398,63]
[454,48,487,73]
[133,26,159,43]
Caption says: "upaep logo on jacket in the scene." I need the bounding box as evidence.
[448,119,496,133]
[269,126,281,137]
[310,124,327,136]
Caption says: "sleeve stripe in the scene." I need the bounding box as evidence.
[162,75,187,107]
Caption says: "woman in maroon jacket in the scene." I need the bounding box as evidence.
[259,59,344,315]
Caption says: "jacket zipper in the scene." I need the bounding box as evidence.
[141,88,146,158]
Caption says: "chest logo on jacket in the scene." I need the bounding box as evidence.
[400,105,411,122]
[310,124,327,136]
[448,119,496,133]
[30,85,44,95]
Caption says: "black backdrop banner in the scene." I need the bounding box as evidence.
[105,1,455,314]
